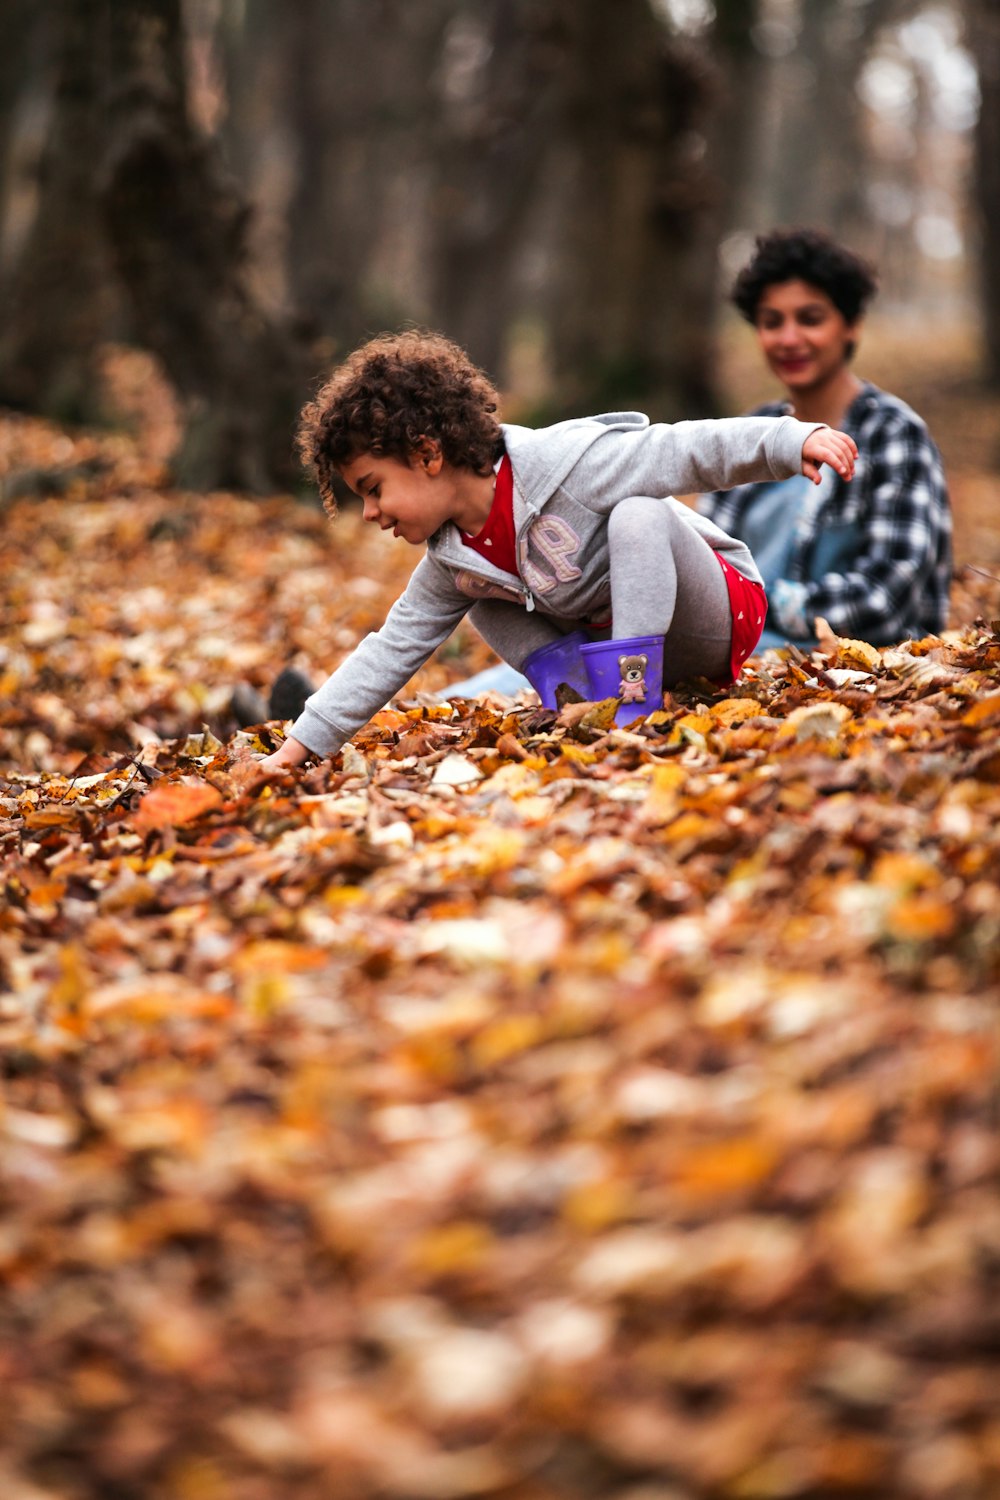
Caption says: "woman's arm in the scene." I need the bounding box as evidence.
[769,416,950,643]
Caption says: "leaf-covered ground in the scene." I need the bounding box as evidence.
[2,391,1000,1500]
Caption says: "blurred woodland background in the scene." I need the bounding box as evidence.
[0,0,997,498]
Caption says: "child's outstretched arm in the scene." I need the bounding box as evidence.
[563,414,852,504]
[801,427,858,485]
[256,552,471,772]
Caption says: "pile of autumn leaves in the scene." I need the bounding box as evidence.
[1,415,1000,1498]
[3,616,1000,1498]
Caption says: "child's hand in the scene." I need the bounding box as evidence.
[258,735,312,775]
[801,427,858,485]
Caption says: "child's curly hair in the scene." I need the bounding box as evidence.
[731,228,878,327]
[296,330,504,514]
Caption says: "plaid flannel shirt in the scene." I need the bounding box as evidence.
[698,382,952,646]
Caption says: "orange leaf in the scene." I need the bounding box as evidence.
[886,894,957,941]
[871,852,940,892]
[961,692,1000,727]
[232,940,330,974]
[671,1137,780,1195]
[23,806,79,829]
[133,780,223,832]
[87,980,232,1022]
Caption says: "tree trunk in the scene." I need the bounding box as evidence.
[538,0,720,418]
[683,0,765,410]
[767,0,901,244]
[0,0,51,261]
[101,0,305,492]
[216,0,296,314]
[0,0,116,421]
[282,0,452,354]
[707,0,765,236]
[423,0,564,380]
[969,0,1000,382]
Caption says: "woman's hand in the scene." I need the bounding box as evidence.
[258,735,313,775]
[801,427,858,485]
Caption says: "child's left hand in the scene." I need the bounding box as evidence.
[801,427,858,485]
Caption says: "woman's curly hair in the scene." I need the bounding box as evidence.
[731,228,879,326]
[296,330,504,515]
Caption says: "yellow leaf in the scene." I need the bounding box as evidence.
[578,698,621,732]
[710,698,763,726]
[640,763,686,826]
[48,942,91,1017]
[244,971,291,1016]
[340,743,369,779]
[560,742,598,766]
[835,638,882,672]
[411,1221,493,1275]
[431,752,483,787]
[485,762,541,797]
[324,885,368,907]
[677,712,713,736]
[472,1013,543,1068]
[563,1178,632,1232]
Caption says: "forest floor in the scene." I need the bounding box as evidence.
[1,329,999,1500]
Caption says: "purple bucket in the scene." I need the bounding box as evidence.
[522,630,591,709]
[581,633,664,725]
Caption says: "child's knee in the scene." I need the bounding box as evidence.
[607,495,667,552]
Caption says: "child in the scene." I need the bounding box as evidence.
[260,330,856,770]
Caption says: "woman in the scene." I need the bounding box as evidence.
[699,228,952,650]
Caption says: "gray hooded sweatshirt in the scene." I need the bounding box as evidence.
[291,410,821,757]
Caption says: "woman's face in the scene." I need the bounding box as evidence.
[754,278,859,394]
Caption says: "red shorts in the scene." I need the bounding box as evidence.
[713,551,767,683]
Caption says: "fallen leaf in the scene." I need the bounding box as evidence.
[132,779,223,831]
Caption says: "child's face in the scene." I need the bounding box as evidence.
[339,449,456,546]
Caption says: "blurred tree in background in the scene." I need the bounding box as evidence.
[0,0,992,490]
[0,0,114,423]
[967,0,1000,381]
[102,0,305,491]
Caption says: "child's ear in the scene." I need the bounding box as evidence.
[413,436,443,475]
